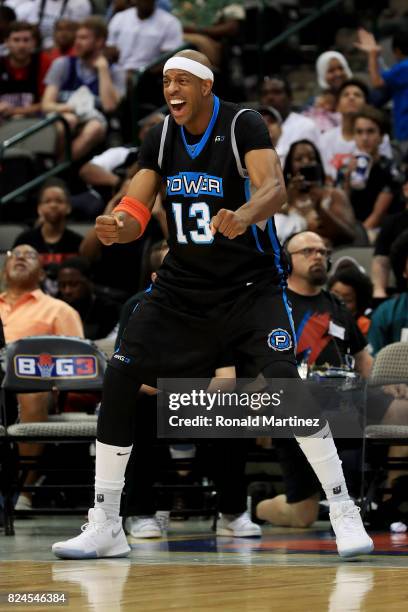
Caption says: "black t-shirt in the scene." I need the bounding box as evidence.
[374,208,408,256]
[91,217,164,299]
[349,157,401,223]
[14,226,83,295]
[287,288,367,367]
[70,294,119,341]
[13,226,82,266]
[138,99,284,303]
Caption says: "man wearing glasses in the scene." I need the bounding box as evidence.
[256,230,374,528]
[0,244,83,511]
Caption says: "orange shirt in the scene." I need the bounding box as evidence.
[0,289,84,344]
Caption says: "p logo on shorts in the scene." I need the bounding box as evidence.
[267,328,292,351]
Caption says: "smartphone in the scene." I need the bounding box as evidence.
[299,164,323,184]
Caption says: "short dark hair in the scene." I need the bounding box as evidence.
[0,6,16,23]
[38,178,70,203]
[390,229,408,287]
[328,267,373,317]
[7,21,35,37]
[261,75,292,98]
[352,105,387,135]
[79,16,108,41]
[392,29,408,56]
[337,78,369,103]
[58,256,91,279]
[257,105,282,125]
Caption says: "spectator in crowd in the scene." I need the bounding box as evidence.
[42,16,126,161]
[15,0,92,50]
[0,22,44,122]
[40,18,78,78]
[13,178,83,296]
[355,27,408,155]
[0,5,16,57]
[302,88,340,134]
[320,79,393,182]
[79,171,165,302]
[107,0,183,73]
[369,230,408,354]
[259,75,321,165]
[258,105,282,148]
[372,177,408,297]
[276,139,356,245]
[78,110,165,197]
[328,265,373,336]
[316,51,352,95]
[340,106,401,237]
[181,2,245,69]
[255,231,377,528]
[58,256,119,341]
[301,51,351,134]
[0,244,83,511]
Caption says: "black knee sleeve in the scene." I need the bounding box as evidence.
[262,360,324,436]
[97,365,142,446]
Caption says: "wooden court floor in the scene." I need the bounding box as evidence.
[1,517,408,611]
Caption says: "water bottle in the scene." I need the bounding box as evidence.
[350,154,371,190]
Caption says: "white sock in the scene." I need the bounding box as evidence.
[295,422,350,505]
[94,440,132,520]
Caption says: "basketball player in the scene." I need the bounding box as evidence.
[52,50,373,559]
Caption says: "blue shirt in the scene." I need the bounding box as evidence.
[382,58,408,141]
[368,292,408,355]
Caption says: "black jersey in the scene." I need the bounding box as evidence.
[138,97,287,301]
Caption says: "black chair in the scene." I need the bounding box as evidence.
[1,335,106,536]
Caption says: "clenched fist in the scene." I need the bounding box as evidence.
[210,209,248,239]
[95,212,125,245]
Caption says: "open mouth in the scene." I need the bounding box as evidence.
[169,99,186,118]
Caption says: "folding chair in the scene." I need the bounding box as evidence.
[361,342,408,516]
[1,335,106,536]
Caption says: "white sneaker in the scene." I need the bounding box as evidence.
[52,508,131,559]
[329,500,374,558]
[216,511,262,537]
[125,516,162,538]
[15,495,32,511]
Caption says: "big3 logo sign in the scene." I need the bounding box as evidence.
[14,353,98,379]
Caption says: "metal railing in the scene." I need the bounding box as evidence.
[0,113,72,206]
[256,0,345,78]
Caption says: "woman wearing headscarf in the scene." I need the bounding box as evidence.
[303,51,353,133]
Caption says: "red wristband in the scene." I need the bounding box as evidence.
[114,196,151,236]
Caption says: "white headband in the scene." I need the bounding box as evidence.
[163,57,214,82]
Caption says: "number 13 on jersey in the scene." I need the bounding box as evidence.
[172,202,214,244]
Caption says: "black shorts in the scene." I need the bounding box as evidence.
[110,280,297,386]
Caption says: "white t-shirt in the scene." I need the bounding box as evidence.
[108,7,184,71]
[275,112,321,166]
[16,0,92,49]
[274,211,307,244]
[4,1,20,10]
[320,125,393,180]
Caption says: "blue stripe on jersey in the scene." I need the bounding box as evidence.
[265,217,295,345]
[181,95,220,159]
[267,218,286,286]
[282,289,297,352]
[245,178,264,253]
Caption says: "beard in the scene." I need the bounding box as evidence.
[308,264,328,286]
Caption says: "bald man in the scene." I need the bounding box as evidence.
[52,52,372,560]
